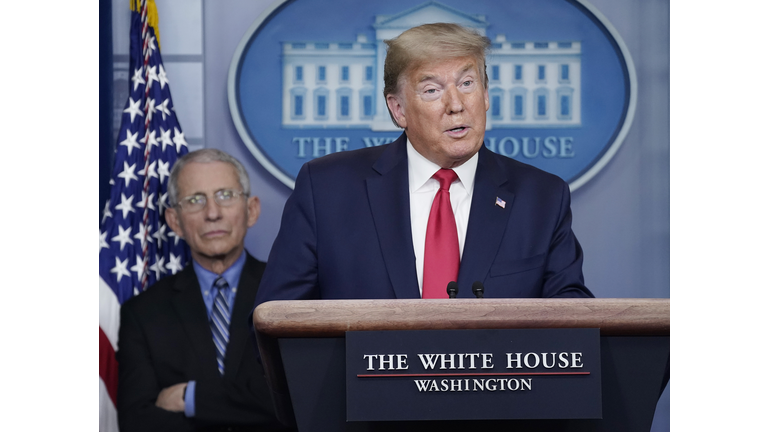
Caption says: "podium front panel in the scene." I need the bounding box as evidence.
[280,336,669,431]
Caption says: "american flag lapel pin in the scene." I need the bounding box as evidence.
[495,197,506,208]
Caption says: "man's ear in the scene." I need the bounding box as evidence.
[165,207,184,239]
[246,196,261,228]
[386,94,407,129]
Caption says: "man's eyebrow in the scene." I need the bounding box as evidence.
[416,63,477,85]
[184,187,227,197]
[416,73,438,85]
[457,63,477,78]
[459,63,475,73]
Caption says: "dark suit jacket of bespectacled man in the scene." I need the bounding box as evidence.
[254,23,593,309]
[117,148,294,432]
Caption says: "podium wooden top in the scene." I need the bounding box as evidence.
[253,298,669,337]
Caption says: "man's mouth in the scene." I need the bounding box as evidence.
[446,126,469,135]
[203,229,228,238]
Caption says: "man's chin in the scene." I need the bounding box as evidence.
[443,144,482,166]
[195,246,239,261]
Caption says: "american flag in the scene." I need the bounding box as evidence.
[99,1,190,430]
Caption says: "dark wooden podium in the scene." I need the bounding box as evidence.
[253,298,669,432]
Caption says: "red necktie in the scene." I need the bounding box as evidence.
[422,169,459,299]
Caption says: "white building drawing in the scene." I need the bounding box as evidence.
[281,1,581,131]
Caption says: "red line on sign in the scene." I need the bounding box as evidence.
[356,372,591,378]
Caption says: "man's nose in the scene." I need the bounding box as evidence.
[444,86,465,114]
[203,198,223,220]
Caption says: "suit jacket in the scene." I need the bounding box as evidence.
[255,133,592,305]
[117,253,289,432]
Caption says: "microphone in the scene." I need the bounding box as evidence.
[446,281,458,298]
[471,281,485,298]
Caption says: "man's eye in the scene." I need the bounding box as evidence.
[219,190,235,200]
[462,80,472,87]
[425,89,437,94]
[188,196,204,205]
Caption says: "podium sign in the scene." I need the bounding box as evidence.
[346,328,602,421]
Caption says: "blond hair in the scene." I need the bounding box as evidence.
[383,23,491,126]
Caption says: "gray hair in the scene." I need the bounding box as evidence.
[383,23,491,126]
[168,148,251,206]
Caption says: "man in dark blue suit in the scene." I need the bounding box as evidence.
[118,149,291,431]
[255,23,592,304]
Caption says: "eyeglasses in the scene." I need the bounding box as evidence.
[175,189,246,213]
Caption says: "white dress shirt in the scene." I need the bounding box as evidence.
[407,139,477,296]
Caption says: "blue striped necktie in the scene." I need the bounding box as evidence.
[210,277,231,375]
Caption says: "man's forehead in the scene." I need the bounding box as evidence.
[180,160,233,175]
[412,58,480,83]
[179,161,239,190]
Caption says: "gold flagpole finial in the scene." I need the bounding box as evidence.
[129,0,162,51]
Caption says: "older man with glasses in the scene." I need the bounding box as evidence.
[117,149,291,432]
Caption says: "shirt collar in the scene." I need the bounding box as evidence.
[406,138,478,193]
[192,250,247,291]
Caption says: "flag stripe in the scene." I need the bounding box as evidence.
[99,327,119,405]
[99,376,119,432]
[99,276,121,351]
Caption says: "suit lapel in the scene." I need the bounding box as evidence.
[224,254,264,378]
[458,146,515,293]
[171,266,220,374]
[366,134,420,299]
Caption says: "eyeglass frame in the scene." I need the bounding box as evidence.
[174,189,248,213]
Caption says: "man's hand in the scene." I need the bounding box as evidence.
[155,382,188,412]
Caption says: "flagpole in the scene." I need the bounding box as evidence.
[139,0,153,290]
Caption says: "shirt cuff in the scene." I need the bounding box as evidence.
[184,381,196,417]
